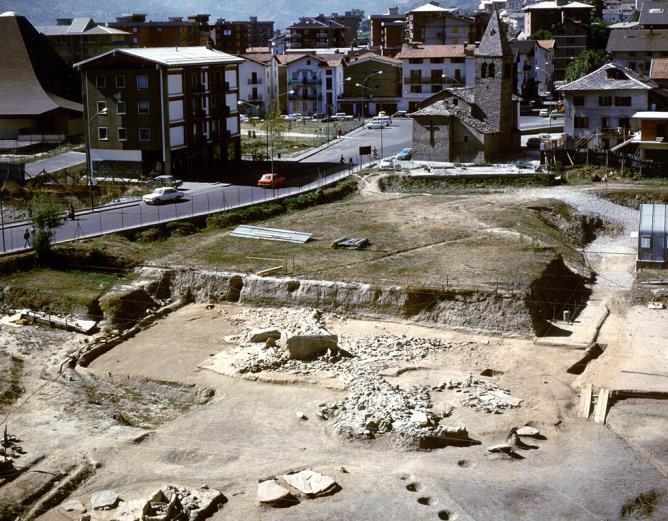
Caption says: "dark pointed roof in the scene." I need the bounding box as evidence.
[0,12,81,116]
[475,10,511,58]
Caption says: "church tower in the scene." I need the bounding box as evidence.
[474,10,514,133]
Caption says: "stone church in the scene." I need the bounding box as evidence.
[411,11,520,163]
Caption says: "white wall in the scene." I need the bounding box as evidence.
[225,92,238,112]
[170,126,185,148]
[225,69,237,89]
[168,100,184,122]
[167,74,183,96]
[227,116,238,135]
[238,60,269,111]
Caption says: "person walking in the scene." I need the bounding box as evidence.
[23,228,30,248]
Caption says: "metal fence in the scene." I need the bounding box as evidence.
[545,149,667,178]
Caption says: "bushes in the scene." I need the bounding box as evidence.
[166,220,198,237]
[206,202,285,229]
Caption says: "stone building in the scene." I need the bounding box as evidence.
[411,11,520,163]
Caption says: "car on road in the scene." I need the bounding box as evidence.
[395,147,413,160]
[142,187,185,204]
[366,118,384,129]
[378,158,396,170]
[333,112,354,120]
[549,110,564,120]
[538,108,550,117]
[282,113,302,122]
[392,110,411,118]
[153,174,183,187]
[257,173,286,188]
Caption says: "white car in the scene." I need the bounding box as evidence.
[142,187,184,205]
[538,108,550,117]
[378,158,395,170]
[333,112,353,120]
[366,118,384,129]
[240,114,249,123]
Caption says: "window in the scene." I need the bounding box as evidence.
[618,117,630,128]
[139,128,151,141]
[451,57,464,64]
[117,127,127,141]
[574,117,589,129]
[137,101,150,114]
[488,63,495,78]
[116,75,125,89]
[137,73,149,89]
[641,236,651,248]
[97,127,108,140]
[96,100,107,113]
[615,96,631,106]
[573,96,584,106]
[481,63,487,78]
[95,75,106,88]
[601,117,609,128]
[453,98,458,106]
[410,85,422,93]
[432,85,442,92]
[598,96,612,106]
[430,58,444,64]
[463,135,468,143]
[117,101,126,115]
[409,58,422,64]
[452,27,459,34]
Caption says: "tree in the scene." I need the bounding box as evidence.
[529,29,553,40]
[565,49,608,83]
[27,192,63,263]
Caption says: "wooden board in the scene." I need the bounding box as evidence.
[578,383,593,419]
[594,387,610,425]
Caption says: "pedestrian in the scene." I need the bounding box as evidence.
[340,154,345,164]
[67,203,75,220]
[23,228,30,248]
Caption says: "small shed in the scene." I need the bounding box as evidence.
[638,204,668,269]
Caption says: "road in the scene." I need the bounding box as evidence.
[24,151,86,179]
[519,115,564,132]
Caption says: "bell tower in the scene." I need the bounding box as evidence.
[474,10,513,133]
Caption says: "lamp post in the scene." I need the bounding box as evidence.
[358,70,382,121]
[86,107,108,211]
[535,65,552,98]
[441,72,463,90]
[265,89,294,173]
[356,83,384,158]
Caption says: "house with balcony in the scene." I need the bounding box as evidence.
[36,17,131,65]
[628,111,668,163]
[286,16,346,50]
[339,52,402,116]
[395,43,475,112]
[557,63,657,150]
[238,54,271,113]
[108,14,211,48]
[75,46,243,178]
[405,2,478,45]
[369,7,405,56]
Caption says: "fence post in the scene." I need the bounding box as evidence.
[99,212,102,234]
[191,196,194,216]
[140,203,142,226]
[121,207,124,230]
[207,193,210,213]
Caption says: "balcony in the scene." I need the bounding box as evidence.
[291,77,319,85]
[248,94,263,101]
[316,32,329,38]
[403,77,464,85]
[287,33,302,39]
[247,78,263,85]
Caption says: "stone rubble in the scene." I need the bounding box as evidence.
[91,490,120,510]
[432,374,523,414]
[257,479,296,506]
[282,469,337,497]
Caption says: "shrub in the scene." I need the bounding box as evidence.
[136,227,166,243]
[284,190,323,211]
[166,221,198,237]
[206,202,285,229]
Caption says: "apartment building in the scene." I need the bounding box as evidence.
[75,47,243,177]
[286,16,347,49]
[369,7,405,56]
[211,16,275,54]
[37,17,131,65]
[405,2,477,45]
[395,44,475,111]
[558,63,657,150]
[523,0,593,36]
[338,53,403,116]
[108,14,210,47]
[238,54,271,113]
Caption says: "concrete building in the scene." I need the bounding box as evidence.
[396,44,476,112]
[637,204,668,268]
[405,2,477,45]
[338,52,403,116]
[108,14,210,48]
[75,47,243,178]
[557,63,656,150]
[0,12,82,141]
[36,17,131,65]
[329,11,364,46]
[286,16,347,49]
[650,57,668,88]
[211,16,275,54]
[411,11,520,162]
[629,111,668,162]
[511,39,539,99]
[523,0,593,36]
[238,54,271,113]
[369,7,405,56]
[607,28,668,76]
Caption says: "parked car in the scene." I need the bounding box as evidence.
[549,110,564,120]
[392,110,410,118]
[526,137,542,149]
[311,112,327,120]
[378,158,395,170]
[142,187,184,204]
[333,112,354,121]
[257,173,286,188]
[396,147,413,160]
[378,116,392,127]
[366,119,384,129]
[152,174,183,187]
[538,108,550,117]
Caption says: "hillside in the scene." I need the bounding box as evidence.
[0,0,476,30]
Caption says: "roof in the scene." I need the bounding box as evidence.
[287,17,345,30]
[38,21,129,37]
[607,29,668,53]
[396,44,467,59]
[240,54,270,67]
[557,62,657,92]
[476,10,512,57]
[0,13,82,116]
[349,52,402,65]
[608,21,639,29]
[319,53,345,67]
[639,2,668,27]
[523,1,593,10]
[410,2,453,13]
[75,46,243,68]
[632,111,668,119]
[510,39,536,55]
[651,58,668,80]
[447,86,476,104]
[412,100,497,134]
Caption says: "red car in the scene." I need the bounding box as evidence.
[257,173,286,188]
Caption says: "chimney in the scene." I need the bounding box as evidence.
[387,7,399,15]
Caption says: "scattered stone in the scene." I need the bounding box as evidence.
[486,443,513,453]
[257,479,295,506]
[296,411,308,420]
[91,490,120,510]
[249,329,281,342]
[286,335,338,360]
[283,469,338,497]
[201,484,209,490]
[517,426,540,437]
[60,499,86,513]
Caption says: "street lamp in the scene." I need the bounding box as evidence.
[356,83,385,158]
[86,106,108,211]
[441,73,463,90]
[358,70,382,121]
[266,89,294,173]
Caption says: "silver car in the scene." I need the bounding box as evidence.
[142,187,184,205]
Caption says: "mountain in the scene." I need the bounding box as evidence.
[0,0,476,30]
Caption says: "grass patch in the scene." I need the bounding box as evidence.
[596,188,668,210]
[620,490,662,519]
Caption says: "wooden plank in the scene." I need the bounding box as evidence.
[594,388,610,425]
[578,383,593,419]
[256,265,285,277]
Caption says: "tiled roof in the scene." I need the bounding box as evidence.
[607,28,668,52]
[75,46,243,68]
[639,2,668,27]
[413,100,497,134]
[557,62,657,92]
[476,10,512,57]
[349,51,402,65]
[651,58,668,80]
[447,86,475,104]
[287,17,345,30]
[395,44,466,59]
[240,54,271,66]
[523,1,593,10]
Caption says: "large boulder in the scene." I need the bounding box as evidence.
[282,470,337,497]
[257,479,295,506]
[91,490,120,510]
[286,335,338,360]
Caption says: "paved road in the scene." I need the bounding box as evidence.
[24,151,86,178]
[520,115,564,132]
